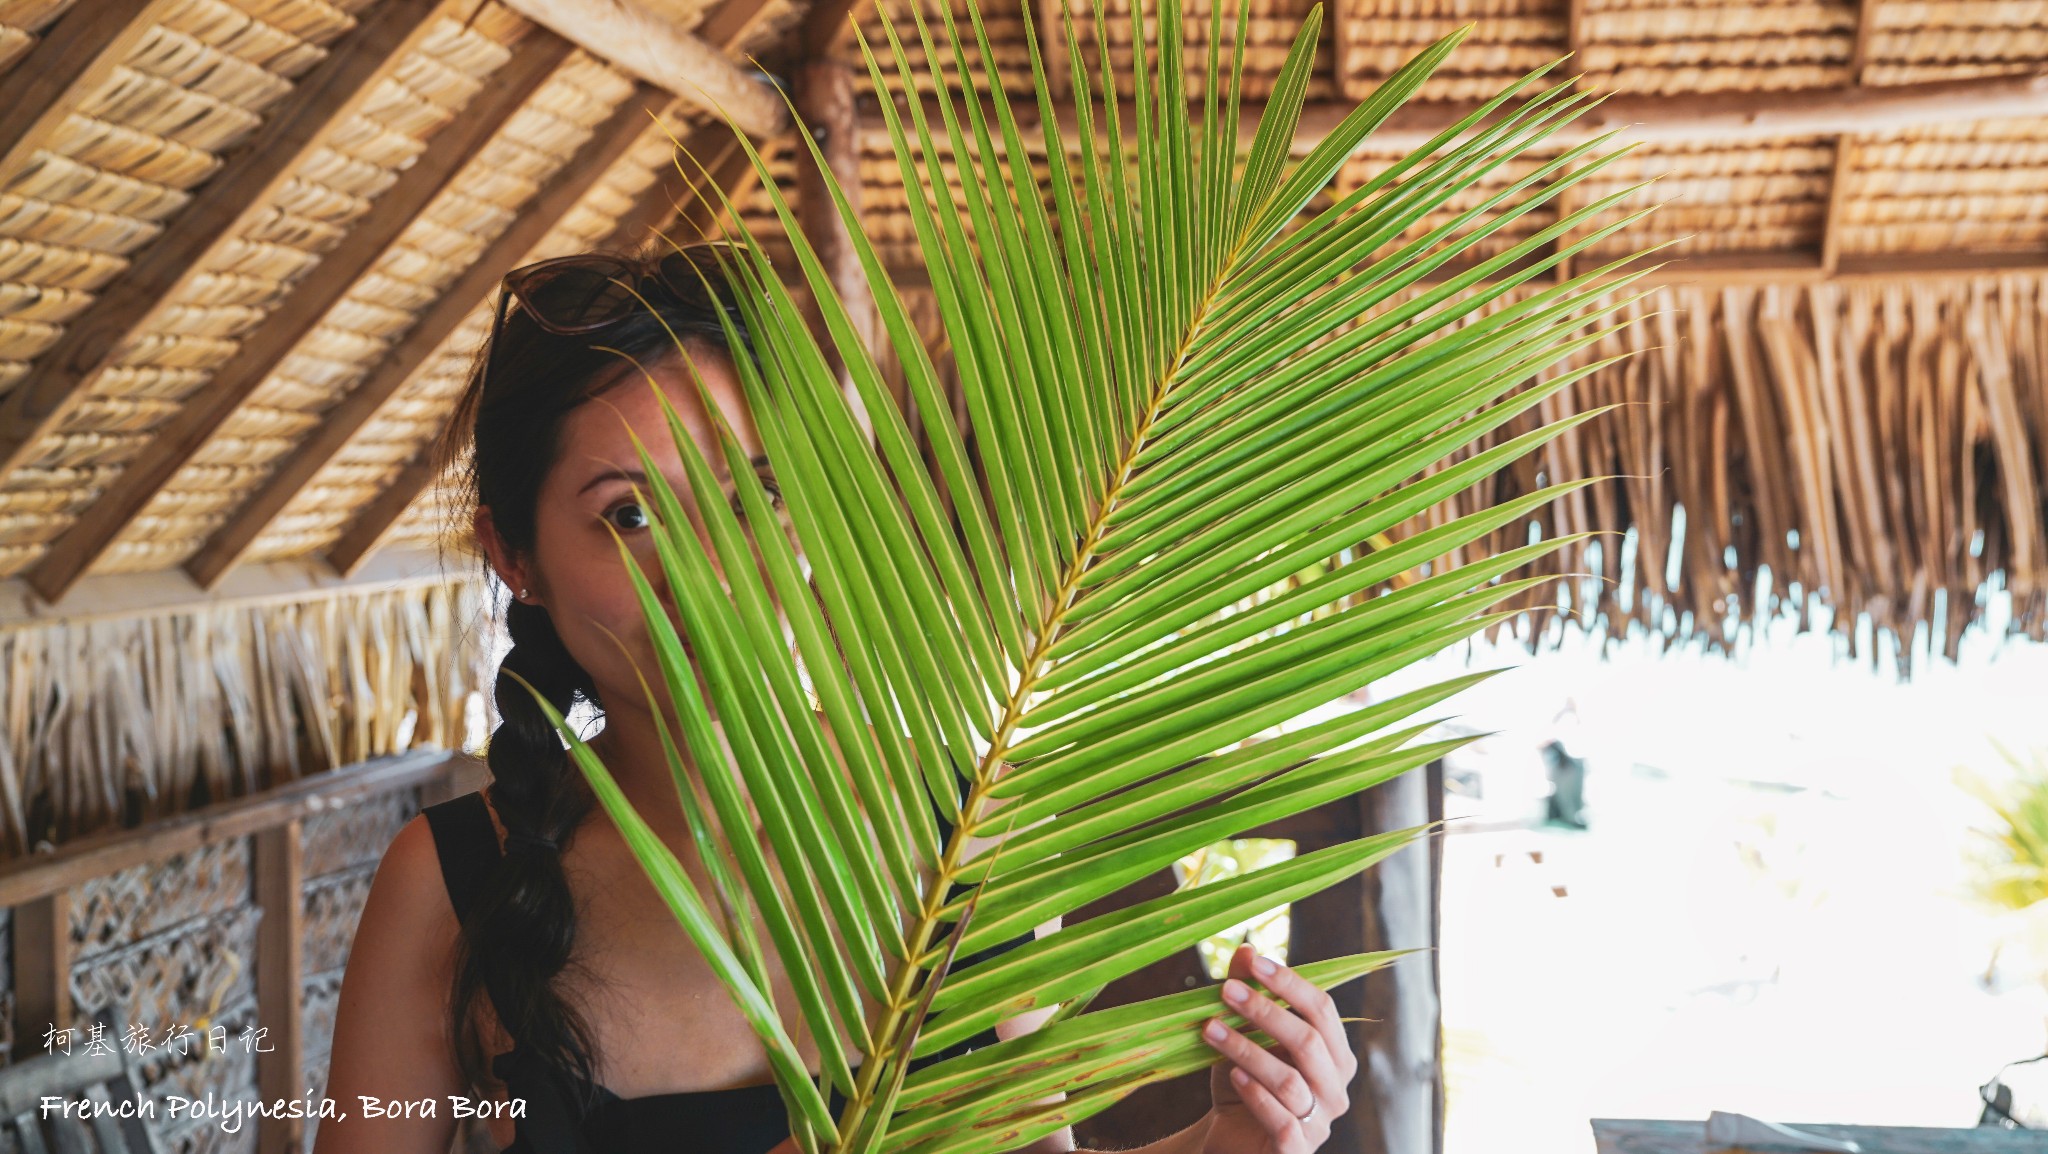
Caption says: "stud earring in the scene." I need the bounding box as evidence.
[516,587,530,602]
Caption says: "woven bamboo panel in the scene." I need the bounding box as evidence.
[72,837,253,957]
[1842,119,2048,255]
[0,0,82,81]
[1060,0,1339,101]
[257,108,695,561]
[0,0,375,442]
[0,580,486,854]
[1864,0,2048,85]
[855,0,1038,101]
[1339,143,1570,264]
[852,128,1067,269]
[1578,0,1858,94]
[1336,0,1564,103]
[148,997,262,1154]
[0,1,533,580]
[98,50,641,574]
[1571,136,1835,261]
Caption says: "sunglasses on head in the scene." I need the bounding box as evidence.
[480,243,743,382]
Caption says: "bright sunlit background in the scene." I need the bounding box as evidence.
[1367,605,2048,1154]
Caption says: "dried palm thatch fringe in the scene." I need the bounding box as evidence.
[1389,274,2047,674]
[0,578,486,857]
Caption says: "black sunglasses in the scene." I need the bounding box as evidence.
[479,244,744,384]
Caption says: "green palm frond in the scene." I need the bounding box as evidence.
[531,0,1658,1147]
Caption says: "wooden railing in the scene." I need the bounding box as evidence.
[0,747,484,1154]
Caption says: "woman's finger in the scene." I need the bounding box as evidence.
[1228,1066,1311,1154]
[1222,976,1349,1112]
[1202,1016,1316,1119]
[1251,955,1357,1083]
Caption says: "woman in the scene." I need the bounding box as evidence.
[316,244,1359,1154]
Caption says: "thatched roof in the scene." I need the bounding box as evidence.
[0,0,2043,667]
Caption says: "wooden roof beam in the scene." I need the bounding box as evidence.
[0,0,463,481]
[1012,71,2048,153]
[0,0,174,187]
[498,0,786,136]
[325,118,765,577]
[189,88,667,589]
[25,29,580,603]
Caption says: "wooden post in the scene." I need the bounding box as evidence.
[1356,768,1443,1154]
[13,892,73,1051]
[256,823,305,1154]
[1821,138,1859,275]
[1038,0,1073,101]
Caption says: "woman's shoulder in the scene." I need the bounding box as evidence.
[373,809,469,934]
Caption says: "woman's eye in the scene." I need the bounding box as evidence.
[729,478,784,516]
[605,501,649,531]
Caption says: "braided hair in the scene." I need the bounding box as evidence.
[436,244,753,1113]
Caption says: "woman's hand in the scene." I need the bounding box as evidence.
[1197,943,1357,1153]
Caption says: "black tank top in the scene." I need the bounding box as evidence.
[423,790,1032,1154]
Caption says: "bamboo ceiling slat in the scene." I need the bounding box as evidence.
[0,0,185,187]
[100,55,647,577]
[1864,0,2048,86]
[1336,1,1564,104]
[87,42,623,579]
[187,9,785,584]
[0,2,529,586]
[853,0,1037,99]
[300,108,692,567]
[1839,118,2048,256]
[1577,0,1859,95]
[0,0,408,579]
[0,1,82,79]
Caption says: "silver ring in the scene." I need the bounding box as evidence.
[1297,1098,1318,1124]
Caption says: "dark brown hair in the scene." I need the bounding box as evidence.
[437,244,753,1112]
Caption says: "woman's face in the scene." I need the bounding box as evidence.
[478,336,782,723]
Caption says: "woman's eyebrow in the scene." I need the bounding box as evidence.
[577,467,646,497]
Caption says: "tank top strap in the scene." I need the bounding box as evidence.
[492,1044,601,1154]
[423,789,502,927]
[424,792,604,1153]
